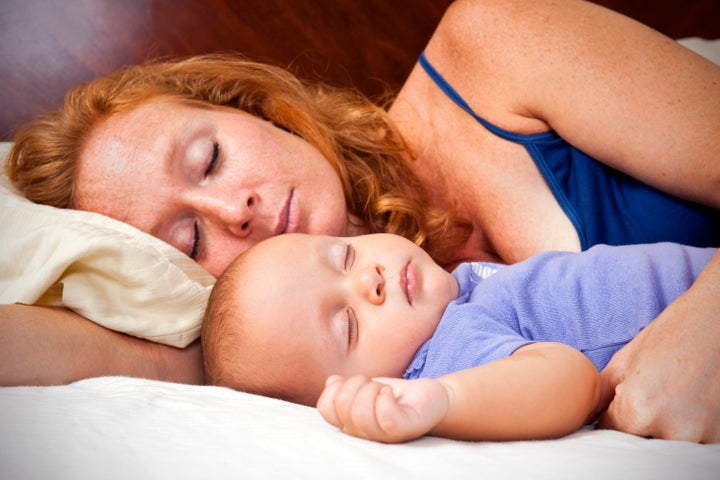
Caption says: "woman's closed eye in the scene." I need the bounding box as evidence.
[190,222,201,259]
[205,141,220,177]
[189,142,219,259]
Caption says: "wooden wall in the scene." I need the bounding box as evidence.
[1,0,718,141]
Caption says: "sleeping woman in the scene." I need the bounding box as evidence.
[2,0,719,442]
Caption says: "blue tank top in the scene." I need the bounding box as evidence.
[419,52,720,249]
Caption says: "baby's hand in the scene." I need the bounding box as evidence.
[316,375,450,443]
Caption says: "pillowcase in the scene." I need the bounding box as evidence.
[0,142,215,347]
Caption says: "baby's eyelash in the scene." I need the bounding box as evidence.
[344,244,355,271]
[347,308,357,347]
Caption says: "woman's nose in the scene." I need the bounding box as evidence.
[355,264,385,305]
[194,190,256,238]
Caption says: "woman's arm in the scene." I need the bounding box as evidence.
[0,304,204,386]
[600,250,720,443]
[426,0,720,441]
[430,0,720,208]
[317,342,602,442]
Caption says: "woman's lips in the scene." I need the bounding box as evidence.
[286,189,298,233]
[275,189,296,234]
[400,262,417,305]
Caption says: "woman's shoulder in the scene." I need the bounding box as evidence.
[436,0,622,40]
[432,0,588,50]
[416,0,600,133]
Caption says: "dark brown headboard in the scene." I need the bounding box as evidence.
[1,0,717,141]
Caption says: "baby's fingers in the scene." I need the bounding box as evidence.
[317,375,345,427]
[333,377,380,433]
[343,380,391,440]
[318,375,375,430]
[317,375,394,441]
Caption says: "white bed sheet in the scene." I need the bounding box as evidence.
[1,376,719,480]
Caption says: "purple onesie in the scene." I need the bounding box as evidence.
[405,243,715,379]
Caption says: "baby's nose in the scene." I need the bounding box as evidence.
[357,264,385,305]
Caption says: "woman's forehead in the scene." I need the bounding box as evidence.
[74,104,175,223]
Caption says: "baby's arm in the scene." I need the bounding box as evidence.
[317,342,603,443]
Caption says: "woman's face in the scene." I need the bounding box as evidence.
[75,100,364,277]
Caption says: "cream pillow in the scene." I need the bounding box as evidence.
[0,142,215,347]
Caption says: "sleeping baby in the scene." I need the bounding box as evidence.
[201,233,713,443]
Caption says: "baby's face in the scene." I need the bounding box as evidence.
[233,233,458,404]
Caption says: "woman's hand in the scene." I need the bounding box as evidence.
[316,375,450,443]
[600,252,720,443]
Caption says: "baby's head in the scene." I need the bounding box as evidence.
[202,233,458,406]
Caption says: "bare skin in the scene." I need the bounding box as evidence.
[391,0,720,265]
[75,101,365,278]
[208,233,603,442]
[0,304,204,386]
[3,0,720,441]
[387,0,720,442]
[318,343,602,443]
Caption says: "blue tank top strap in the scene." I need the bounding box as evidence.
[416,51,720,250]
[418,51,557,144]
